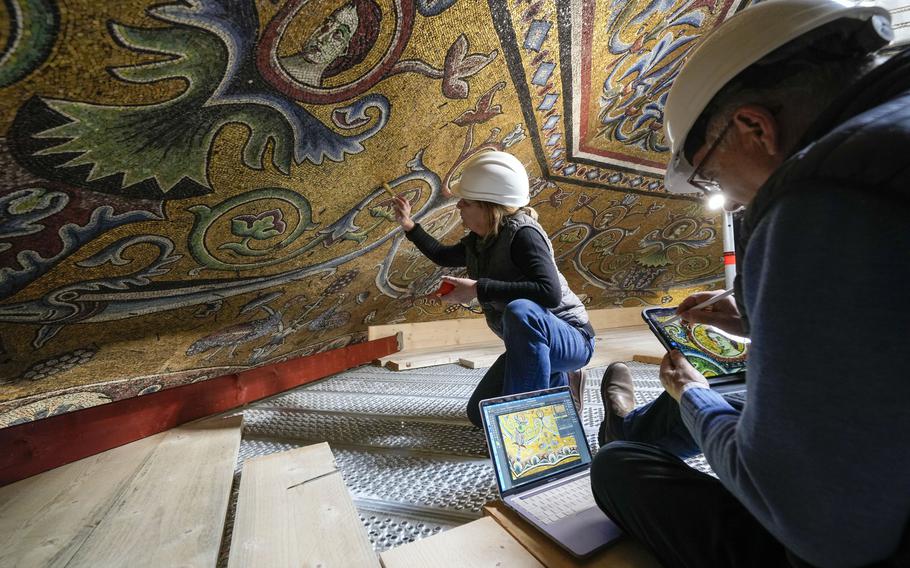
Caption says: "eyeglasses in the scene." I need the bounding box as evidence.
[687,119,733,195]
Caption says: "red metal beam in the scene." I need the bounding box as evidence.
[0,333,401,486]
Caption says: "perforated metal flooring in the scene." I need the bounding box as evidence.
[216,361,712,564]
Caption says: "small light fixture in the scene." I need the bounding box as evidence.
[707,193,725,210]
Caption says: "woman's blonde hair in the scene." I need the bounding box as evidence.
[478,202,539,240]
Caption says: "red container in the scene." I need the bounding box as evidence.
[435,281,456,297]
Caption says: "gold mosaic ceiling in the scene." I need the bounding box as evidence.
[0,0,743,425]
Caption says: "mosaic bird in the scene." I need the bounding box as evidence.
[186,295,285,360]
[247,296,324,364]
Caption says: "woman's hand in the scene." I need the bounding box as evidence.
[440,275,477,303]
[676,290,746,337]
[392,196,415,231]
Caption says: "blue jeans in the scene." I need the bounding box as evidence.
[601,390,747,459]
[600,391,701,459]
[466,299,594,427]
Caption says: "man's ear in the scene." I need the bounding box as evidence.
[731,105,780,156]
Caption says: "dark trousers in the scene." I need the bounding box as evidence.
[597,390,711,457]
[591,392,789,568]
[591,393,910,568]
[591,441,789,568]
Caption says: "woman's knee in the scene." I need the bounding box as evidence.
[501,299,542,330]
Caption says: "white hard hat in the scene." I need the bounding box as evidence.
[451,151,530,207]
[664,0,892,194]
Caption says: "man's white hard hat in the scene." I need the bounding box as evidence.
[451,151,530,207]
[664,0,892,194]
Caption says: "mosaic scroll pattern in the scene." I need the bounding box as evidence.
[1,0,724,424]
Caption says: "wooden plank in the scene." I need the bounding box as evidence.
[582,327,664,370]
[458,345,506,369]
[380,517,543,568]
[65,416,243,567]
[377,345,470,369]
[368,308,647,354]
[0,415,242,568]
[387,355,462,372]
[0,334,399,487]
[0,435,162,568]
[228,442,378,568]
[457,327,663,371]
[632,354,664,365]
[459,354,500,369]
[369,318,498,351]
[370,315,660,372]
[482,501,661,568]
[288,469,376,566]
[587,307,648,331]
[380,343,502,371]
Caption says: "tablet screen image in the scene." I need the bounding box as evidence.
[643,307,749,378]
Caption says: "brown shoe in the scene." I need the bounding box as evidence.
[599,362,635,444]
[568,370,586,414]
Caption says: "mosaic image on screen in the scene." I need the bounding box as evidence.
[648,308,749,377]
[497,403,581,482]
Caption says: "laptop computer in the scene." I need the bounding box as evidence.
[479,386,622,558]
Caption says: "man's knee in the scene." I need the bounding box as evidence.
[590,442,660,514]
[591,443,642,492]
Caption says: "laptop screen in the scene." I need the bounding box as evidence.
[481,389,593,494]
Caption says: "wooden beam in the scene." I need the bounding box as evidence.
[457,345,506,369]
[228,443,378,568]
[455,327,664,371]
[632,354,664,365]
[379,517,543,568]
[0,334,400,487]
[586,307,648,330]
[369,318,496,351]
[482,501,661,568]
[583,328,664,370]
[379,343,504,371]
[374,324,665,371]
[0,416,242,567]
[368,308,649,354]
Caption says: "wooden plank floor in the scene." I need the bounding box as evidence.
[380,517,543,568]
[228,442,379,568]
[0,415,242,568]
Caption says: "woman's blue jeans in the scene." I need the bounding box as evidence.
[466,299,594,427]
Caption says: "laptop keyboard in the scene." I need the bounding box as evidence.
[722,390,747,406]
[517,476,597,525]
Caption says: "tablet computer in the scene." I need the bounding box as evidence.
[641,307,749,380]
